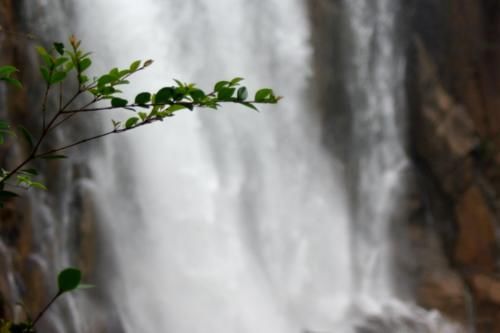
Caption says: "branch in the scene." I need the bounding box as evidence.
[61,102,191,113]
[50,97,99,131]
[31,292,60,327]
[41,83,50,129]
[0,90,82,185]
[61,100,263,114]
[0,25,39,41]
[34,117,162,158]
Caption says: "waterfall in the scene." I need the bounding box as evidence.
[69,1,463,332]
[341,2,461,331]
[77,1,351,332]
[345,0,408,303]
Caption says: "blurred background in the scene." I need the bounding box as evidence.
[0,1,499,332]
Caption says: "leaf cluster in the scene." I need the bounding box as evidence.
[0,65,21,88]
[0,35,280,207]
[0,267,91,332]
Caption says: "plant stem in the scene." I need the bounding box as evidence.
[35,117,162,158]
[0,89,81,185]
[31,292,60,327]
[62,102,195,113]
[41,83,50,130]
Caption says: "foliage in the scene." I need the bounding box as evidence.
[0,35,280,331]
[0,268,89,332]
[0,35,280,207]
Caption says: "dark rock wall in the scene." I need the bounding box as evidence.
[0,1,106,331]
[410,0,500,331]
[2,0,500,331]
[310,0,500,331]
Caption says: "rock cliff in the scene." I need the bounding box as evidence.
[0,1,105,331]
[409,0,500,331]
[2,0,500,331]
[309,0,500,330]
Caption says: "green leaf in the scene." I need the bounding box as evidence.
[6,322,33,333]
[114,79,130,86]
[190,89,205,102]
[0,190,19,200]
[40,67,50,83]
[36,46,53,66]
[118,69,130,77]
[129,60,141,71]
[64,61,75,72]
[255,88,273,102]
[50,71,66,84]
[214,81,229,92]
[16,174,30,186]
[76,283,95,290]
[0,65,18,77]
[166,104,187,113]
[97,74,115,87]
[237,87,248,101]
[173,88,186,101]
[240,102,259,112]
[217,87,235,101]
[21,169,38,176]
[155,87,174,104]
[54,42,65,55]
[99,86,116,95]
[0,77,22,88]
[173,79,184,87]
[79,58,92,72]
[135,92,151,105]
[30,182,47,190]
[40,154,67,160]
[138,112,147,121]
[230,77,244,86]
[18,126,34,150]
[79,75,89,84]
[125,117,139,128]
[54,57,69,67]
[57,268,82,294]
[109,68,120,77]
[111,97,128,108]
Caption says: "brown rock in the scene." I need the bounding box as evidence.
[469,274,500,332]
[417,271,467,324]
[78,187,97,278]
[454,186,496,272]
[414,41,479,197]
[471,274,500,305]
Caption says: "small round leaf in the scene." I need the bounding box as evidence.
[57,268,81,294]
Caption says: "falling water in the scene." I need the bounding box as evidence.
[76,0,352,332]
[343,1,462,331]
[345,0,408,303]
[70,1,462,332]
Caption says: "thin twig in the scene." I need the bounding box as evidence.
[58,82,63,111]
[41,83,50,130]
[50,97,99,131]
[35,117,162,158]
[31,292,60,327]
[61,102,187,113]
[0,25,39,41]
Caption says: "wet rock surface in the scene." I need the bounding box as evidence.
[409,0,500,330]
[310,0,500,330]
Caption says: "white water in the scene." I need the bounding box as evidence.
[77,1,352,332]
[74,1,462,332]
[346,0,408,303]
